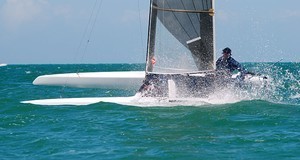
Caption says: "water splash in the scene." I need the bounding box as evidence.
[243,62,300,105]
[133,63,300,107]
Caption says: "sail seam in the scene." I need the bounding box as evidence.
[192,0,201,21]
[180,0,198,38]
[205,0,208,10]
[164,1,192,40]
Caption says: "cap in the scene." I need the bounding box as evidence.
[223,47,231,54]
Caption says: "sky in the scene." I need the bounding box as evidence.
[0,0,299,64]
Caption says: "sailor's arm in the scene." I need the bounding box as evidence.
[233,59,255,75]
[229,58,244,71]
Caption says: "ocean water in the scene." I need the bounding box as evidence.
[1,63,300,159]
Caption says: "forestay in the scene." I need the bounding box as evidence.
[146,0,215,74]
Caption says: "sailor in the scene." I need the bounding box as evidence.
[137,74,164,97]
[216,47,254,78]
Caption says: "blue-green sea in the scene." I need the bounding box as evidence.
[1,63,300,159]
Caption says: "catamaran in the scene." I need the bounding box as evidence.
[22,0,269,106]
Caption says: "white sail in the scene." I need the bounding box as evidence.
[146,0,215,73]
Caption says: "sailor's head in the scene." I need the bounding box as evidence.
[222,47,231,54]
[222,47,232,58]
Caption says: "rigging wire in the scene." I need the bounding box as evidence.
[73,0,103,74]
[79,0,103,65]
[137,0,146,55]
[58,0,103,95]
[75,0,99,63]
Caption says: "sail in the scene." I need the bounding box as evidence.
[146,0,215,73]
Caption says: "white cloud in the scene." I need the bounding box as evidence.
[0,0,48,28]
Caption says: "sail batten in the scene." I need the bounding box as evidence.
[152,5,213,13]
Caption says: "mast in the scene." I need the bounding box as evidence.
[212,0,216,70]
[145,0,157,72]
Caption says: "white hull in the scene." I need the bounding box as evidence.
[21,94,211,107]
[33,71,145,90]
[0,64,7,67]
[24,72,269,106]
[22,96,137,106]
[33,71,267,90]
